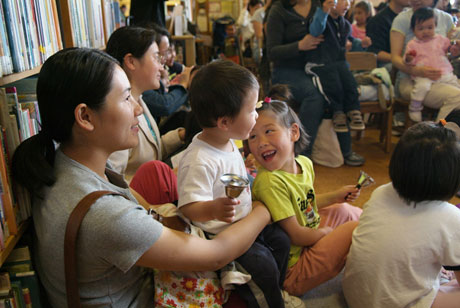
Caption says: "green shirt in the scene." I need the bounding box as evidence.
[252,155,320,267]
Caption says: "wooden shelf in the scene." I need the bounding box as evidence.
[0,66,42,87]
[0,220,30,268]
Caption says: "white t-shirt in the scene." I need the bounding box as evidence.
[177,133,252,234]
[343,183,460,308]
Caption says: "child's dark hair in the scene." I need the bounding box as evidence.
[12,48,119,197]
[389,122,460,205]
[268,84,300,113]
[189,60,259,128]
[249,0,264,9]
[256,100,309,156]
[410,7,436,30]
[354,1,372,16]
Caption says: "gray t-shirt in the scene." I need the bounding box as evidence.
[33,150,163,307]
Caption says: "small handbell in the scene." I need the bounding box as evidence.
[220,173,249,199]
[356,170,375,189]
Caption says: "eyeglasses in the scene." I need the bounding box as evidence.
[153,52,167,65]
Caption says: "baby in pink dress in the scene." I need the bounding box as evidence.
[404,7,460,122]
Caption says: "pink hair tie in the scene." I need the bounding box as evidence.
[264,97,271,103]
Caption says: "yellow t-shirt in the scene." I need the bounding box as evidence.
[252,155,321,267]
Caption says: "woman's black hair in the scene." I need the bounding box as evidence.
[389,122,460,205]
[256,100,309,156]
[12,48,119,197]
[411,7,436,30]
[106,26,157,64]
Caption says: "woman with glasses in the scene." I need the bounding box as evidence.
[139,23,193,132]
[105,27,185,207]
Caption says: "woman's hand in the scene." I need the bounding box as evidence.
[411,65,442,80]
[298,34,324,51]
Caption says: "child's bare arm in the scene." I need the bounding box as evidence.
[316,185,360,209]
[278,216,332,246]
[180,198,240,223]
[455,270,460,285]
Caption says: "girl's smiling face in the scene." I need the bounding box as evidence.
[248,110,300,173]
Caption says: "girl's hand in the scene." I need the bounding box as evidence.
[298,34,324,51]
[361,36,372,48]
[322,0,336,13]
[405,50,416,64]
[244,153,257,173]
[212,197,240,223]
[411,65,442,81]
[319,226,333,237]
[336,185,360,203]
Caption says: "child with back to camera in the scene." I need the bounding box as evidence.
[404,7,460,122]
[177,60,304,308]
[307,0,371,133]
[343,121,460,308]
[248,99,363,296]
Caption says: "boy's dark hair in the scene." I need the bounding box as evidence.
[389,122,460,205]
[411,7,436,30]
[189,60,259,128]
[248,0,264,9]
[256,100,309,156]
[268,84,300,113]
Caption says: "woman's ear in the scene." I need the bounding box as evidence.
[74,103,95,132]
[290,123,300,142]
[123,53,136,71]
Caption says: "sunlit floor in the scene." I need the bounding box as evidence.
[313,127,460,208]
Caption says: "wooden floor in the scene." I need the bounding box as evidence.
[313,127,460,208]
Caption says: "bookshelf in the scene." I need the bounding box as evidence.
[0,0,123,277]
[0,220,29,268]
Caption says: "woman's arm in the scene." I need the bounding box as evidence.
[278,216,332,246]
[135,201,271,271]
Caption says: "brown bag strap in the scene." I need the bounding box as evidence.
[64,190,128,308]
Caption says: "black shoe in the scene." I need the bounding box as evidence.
[344,152,365,166]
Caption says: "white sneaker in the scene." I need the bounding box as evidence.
[409,111,422,122]
[282,290,306,308]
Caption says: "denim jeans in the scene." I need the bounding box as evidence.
[272,66,352,157]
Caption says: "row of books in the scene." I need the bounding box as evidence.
[0,246,42,307]
[0,78,38,249]
[63,0,123,50]
[0,0,125,78]
[0,0,63,76]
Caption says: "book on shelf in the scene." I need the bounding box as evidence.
[0,0,62,75]
[0,125,16,237]
[0,0,13,77]
[3,246,42,308]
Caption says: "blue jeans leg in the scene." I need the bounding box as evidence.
[272,67,352,157]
